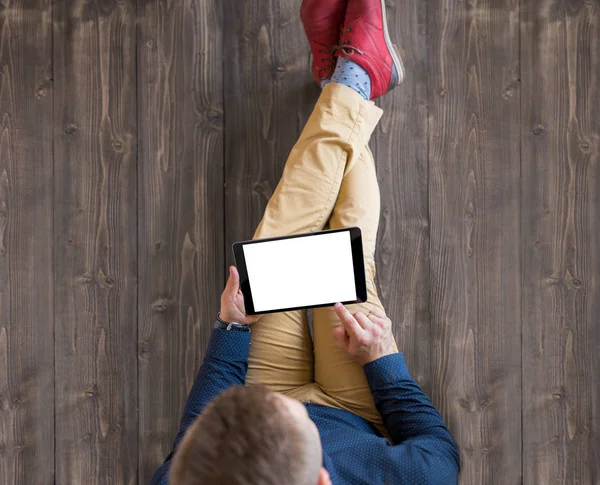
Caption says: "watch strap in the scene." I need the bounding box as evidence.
[215,314,251,332]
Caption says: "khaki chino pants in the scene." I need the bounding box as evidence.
[246,82,398,435]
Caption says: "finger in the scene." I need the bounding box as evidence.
[372,318,388,331]
[367,313,387,327]
[368,308,386,319]
[334,303,363,333]
[334,303,365,338]
[355,311,375,331]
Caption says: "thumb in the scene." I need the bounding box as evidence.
[332,325,348,351]
[227,266,239,291]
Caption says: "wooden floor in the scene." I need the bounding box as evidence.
[0,0,598,484]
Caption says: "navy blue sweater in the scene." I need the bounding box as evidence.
[150,325,460,485]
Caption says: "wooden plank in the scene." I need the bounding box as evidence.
[371,0,431,394]
[0,2,54,484]
[136,1,224,482]
[427,1,522,483]
[223,0,311,255]
[53,1,138,483]
[521,1,600,483]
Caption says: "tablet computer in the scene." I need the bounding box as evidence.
[232,226,367,316]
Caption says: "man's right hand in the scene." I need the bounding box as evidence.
[332,302,397,366]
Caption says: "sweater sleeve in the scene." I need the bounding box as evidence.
[149,325,251,485]
[363,353,460,484]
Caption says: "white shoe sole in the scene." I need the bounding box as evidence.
[379,0,405,87]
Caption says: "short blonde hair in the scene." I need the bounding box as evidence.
[170,384,321,485]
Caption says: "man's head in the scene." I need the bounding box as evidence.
[170,385,331,485]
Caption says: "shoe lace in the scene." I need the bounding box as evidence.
[313,44,335,80]
[332,26,364,57]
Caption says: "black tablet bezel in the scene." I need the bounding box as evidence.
[231,226,367,315]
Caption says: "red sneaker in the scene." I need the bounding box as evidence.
[334,0,405,99]
[300,0,348,85]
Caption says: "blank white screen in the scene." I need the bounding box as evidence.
[242,231,358,312]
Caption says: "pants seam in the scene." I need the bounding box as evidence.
[310,102,370,232]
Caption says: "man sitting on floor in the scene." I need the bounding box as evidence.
[150,0,460,483]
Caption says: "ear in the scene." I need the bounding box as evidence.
[317,467,332,485]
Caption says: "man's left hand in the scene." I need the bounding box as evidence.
[219,265,263,325]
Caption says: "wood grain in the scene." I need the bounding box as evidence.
[223,0,312,258]
[521,1,600,483]
[1,1,599,483]
[371,0,431,396]
[427,0,522,483]
[136,0,224,482]
[53,1,138,483]
[0,2,54,484]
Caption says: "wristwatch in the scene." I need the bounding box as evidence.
[215,312,251,333]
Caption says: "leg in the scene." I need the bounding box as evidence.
[313,144,399,431]
[246,83,384,395]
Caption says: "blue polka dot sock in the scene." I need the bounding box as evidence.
[321,57,371,100]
